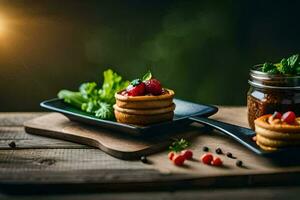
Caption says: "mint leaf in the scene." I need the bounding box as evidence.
[260,54,300,75]
[262,62,276,73]
[287,54,299,67]
[142,70,152,81]
[130,79,141,86]
[278,58,293,74]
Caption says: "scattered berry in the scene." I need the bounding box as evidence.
[215,148,223,154]
[201,153,213,165]
[168,151,175,161]
[172,154,185,166]
[144,79,162,95]
[127,81,146,96]
[252,136,257,142]
[272,111,282,119]
[211,157,223,166]
[236,160,243,167]
[8,141,16,148]
[140,156,148,164]
[181,149,193,160]
[281,111,296,124]
[202,146,209,152]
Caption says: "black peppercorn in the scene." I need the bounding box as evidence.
[140,156,148,164]
[8,141,16,148]
[228,152,236,159]
[215,148,222,154]
[226,152,236,159]
[226,152,232,158]
[202,146,209,152]
[236,160,243,167]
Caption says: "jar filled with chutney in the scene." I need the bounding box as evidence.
[247,55,300,130]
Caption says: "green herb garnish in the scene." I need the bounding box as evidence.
[130,79,142,86]
[261,54,300,75]
[169,138,190,153]
[58,69,129,120]
[142,70,152,81]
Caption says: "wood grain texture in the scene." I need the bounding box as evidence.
[0,113,44,127]
[24,113,205,160]
[1,108,300,192]
[212,106,248,127]
[0,126,88,149]
[1,186,300,200]
[0,148,300,191]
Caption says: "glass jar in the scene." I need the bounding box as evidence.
[247,65,300,130]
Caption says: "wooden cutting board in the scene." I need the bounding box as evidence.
[24,113,207,160]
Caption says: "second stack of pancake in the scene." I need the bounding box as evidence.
[254,114,300,151]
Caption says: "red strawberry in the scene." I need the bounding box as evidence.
[281,111,296,124]
[201,153,213,165]
[211,157,223,166]
[172,154,185,166]
[168,151,175,161]
[272,111,282,119]
[144,79,162,95]
[181,149,193,160]
[127,82,146,96]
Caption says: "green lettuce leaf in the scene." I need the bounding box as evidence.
[57,69,129,120]
[98,69,130,105]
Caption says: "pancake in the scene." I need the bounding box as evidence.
[115,89,174,109]
[113,103,175,115]
[254,114,300,151]
[256,140,279,151]
[256,134,300,148]
[114,110,174,125]
[255,125,300,140]
[114,88,175,125]
[254,114,300,133]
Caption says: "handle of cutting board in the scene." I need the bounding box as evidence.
[189,116,259,153]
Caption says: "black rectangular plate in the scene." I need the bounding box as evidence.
[40,98,218,135]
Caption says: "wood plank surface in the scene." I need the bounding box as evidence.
[0,126,88,149]
[0,113,45,126]
[1,186,300,200]
[1,108,300,194]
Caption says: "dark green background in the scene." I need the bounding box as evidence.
[0,0,299,111]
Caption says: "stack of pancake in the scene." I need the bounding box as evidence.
[254,114,300,151]
[114,89,175,125]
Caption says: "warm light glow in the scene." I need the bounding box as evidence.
[0,16,6,35]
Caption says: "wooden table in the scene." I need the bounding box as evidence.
[0,108,300,199]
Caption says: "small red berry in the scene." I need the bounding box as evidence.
[272,111,282,119]
[168,152,175,161]
[181,149,193,160]
[172,154,185,166]
[144,79,162,95]
[127,82,146,96]
[201,153,213,165]
[211,157,223,166]
[281,111,296,124]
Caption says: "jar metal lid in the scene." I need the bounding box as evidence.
[249,65,300,89]
[248,80,300,90]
